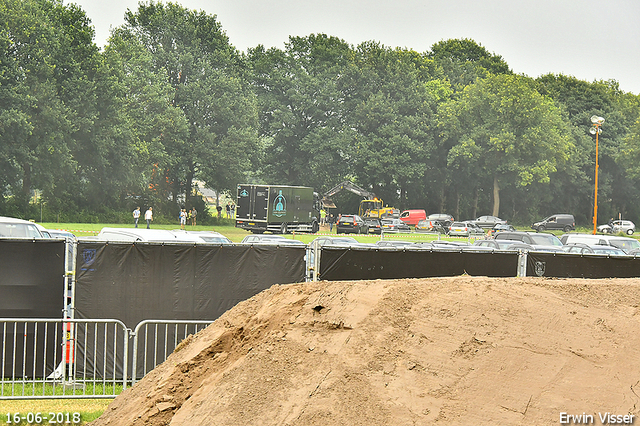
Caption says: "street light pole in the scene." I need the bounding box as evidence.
[590,115,604,235]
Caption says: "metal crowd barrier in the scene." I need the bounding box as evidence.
[1,318,211,399]
[0,318,128,399]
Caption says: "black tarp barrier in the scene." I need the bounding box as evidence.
[318,247,519,281]
[0,239,66,377]
[528,252,640,278]
[74,241,306,378]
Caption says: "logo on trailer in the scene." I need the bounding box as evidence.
[534,261,546,277]
[239,189,249,197]
[273,190,287,217]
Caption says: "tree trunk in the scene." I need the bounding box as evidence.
[472,188,478,219]
[185,165,194,208]
[492,176,500,216]
[22,162,32,214]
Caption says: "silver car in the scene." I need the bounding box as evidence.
[597,220,635,235]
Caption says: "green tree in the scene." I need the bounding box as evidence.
[248,34,352,191]
[121,1,258,211]
[438,74,574,218]
[427,38,511,93]
[341,43,449,210]
[0,0,98,216]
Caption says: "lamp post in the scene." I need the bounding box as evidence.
[590,115,604,235]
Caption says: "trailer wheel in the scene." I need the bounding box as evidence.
[312,221,319,234]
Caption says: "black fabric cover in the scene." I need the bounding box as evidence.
[74,242,306,378]
[319,247,519,281]
[0,239,66,377]
[528,252,640,278]
[75,242,306,327]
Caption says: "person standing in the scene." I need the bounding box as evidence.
[191,207,197,226]
[133,207,141,228]
[180,209,187,230]
[216,204,222,218]
[230,204,235,219]
[226,203,231,218]
[145,207,153,229]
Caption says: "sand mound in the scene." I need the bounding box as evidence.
[91,277,640,426]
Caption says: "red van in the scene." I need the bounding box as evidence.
[399,209,427,227]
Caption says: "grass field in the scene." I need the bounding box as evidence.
[41,221,606,244]
[0,398,111,424]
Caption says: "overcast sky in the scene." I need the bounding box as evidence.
[69,0,640,95]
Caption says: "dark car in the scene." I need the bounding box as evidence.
[365,218,382,234]
[563,243,627,256]
[473,239,517,250]
[495,231,563,250]
[488,223,516,236]
[531,214,575,233]
[472,215,507,228]
[380,218,411,232]
[336,215,368,234]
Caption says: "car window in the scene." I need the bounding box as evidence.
[529,234,563,246]
[0,223,43,238]
[609,239,640,251]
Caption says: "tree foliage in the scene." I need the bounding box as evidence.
[1,3,639,226]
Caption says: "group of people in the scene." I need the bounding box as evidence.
[133,207,154,229]
[132,206,197,229]
[179,207,198,229]
[216,202,236,219]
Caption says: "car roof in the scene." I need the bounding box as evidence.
[96,227,201,243]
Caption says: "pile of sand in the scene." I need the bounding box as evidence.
[91,277,640,426]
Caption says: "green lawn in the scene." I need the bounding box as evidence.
[0,398,111,425]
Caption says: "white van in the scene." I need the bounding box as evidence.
[560,233,640,253]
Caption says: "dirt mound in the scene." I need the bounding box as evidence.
[92,277,640,426]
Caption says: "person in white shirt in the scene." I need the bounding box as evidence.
[133,207,140,228]
[145,207,153,229]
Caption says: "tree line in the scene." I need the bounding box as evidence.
[2,0,639,226]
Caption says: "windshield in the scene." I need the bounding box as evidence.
[530,234,563,246]
[609,239,640,252]
[0,223,43,238]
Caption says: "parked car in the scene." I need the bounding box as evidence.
[495,231,564,250]
[399,209,426,227]
[562,243,627,256]
[448,221,485,237]
[488,223,516,236]
[597,220,636,235]
[380,218,411,232]
[336,215,369,234]
[96,227,210,243]
[426,213,454,227]
[504,242,564,253]
[531,214,575,233]
[560,233,640,254]
[375,240,421,248]
[310,236,361,247]
[472,215,507,228]
[415,214,454,234]
[364,218,382,234]
[415,220,431,232]
[172,230,233,244]
[241,234,305,245]
[0,216,48,239]
[473,239,520,250]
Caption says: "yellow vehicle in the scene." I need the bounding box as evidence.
[359,199,396,219]
[323,181,396,219]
